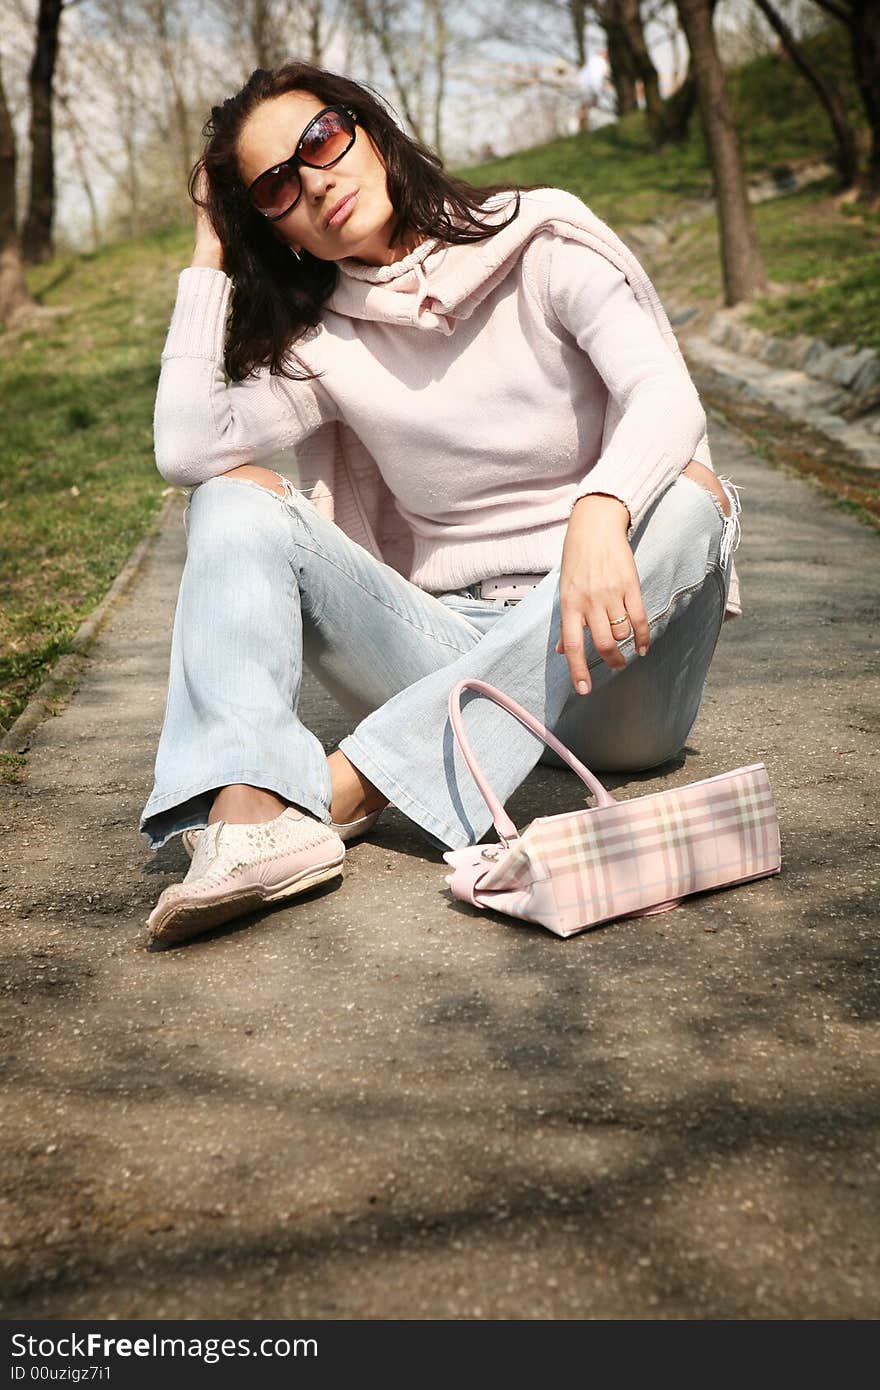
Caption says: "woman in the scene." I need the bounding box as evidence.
[141,61,742,948]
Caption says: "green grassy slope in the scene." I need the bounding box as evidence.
[0,24,875,744]
[0,226,191,737]
[458,25,878,346]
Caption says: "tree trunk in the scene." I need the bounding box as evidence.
[850,0,880,204]
[0,61,35,326]
[676,0,766,304]
[569,0,588,66]
[249,0,267,68]
[349,1,425,141]
[22,0,64,265]
[149,1,194,196]
[603,0,639,115]
[620,0,666,144]
[661,68,697,144]
[56,87,102,251]
[754,0,858,186]
[306,0,323,65]
[428,0,447,159]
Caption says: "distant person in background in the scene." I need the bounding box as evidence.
[576,49,610,131]
[140,61,742,948]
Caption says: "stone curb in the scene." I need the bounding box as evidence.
[0,490,183,758]
[622,155,880,437]
[704,312,880,427]
[680,325,880,474]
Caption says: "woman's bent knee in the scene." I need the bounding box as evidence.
[185,469,293,553]
[218,464,288,496]
[681,460,731,518]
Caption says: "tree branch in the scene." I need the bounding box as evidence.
[809,0,852,25]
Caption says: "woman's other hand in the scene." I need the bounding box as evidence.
[191,166,225,272]
[556,493,649,695]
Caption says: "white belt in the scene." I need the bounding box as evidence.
[464,573,547,604]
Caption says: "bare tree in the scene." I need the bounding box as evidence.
[597,0,697,145]
[22,0,65,263]
[140,1,197,190]
[299,0,348,64]
[349,0,426,140]
[55,85,102,248]
[676,0,766,302]
[600,0,640,113]
[811,0,880,204]
[250,0,289,65]
[211,0,304,70]
[852,0,880,202]
[78,0,215,235]
[426,0,446,157]
[752,0,858,186]
[0,56,35,326]
[484,0,672,136]
[204,1,353,74]
[77,0,150,239]
[617,0,666,140]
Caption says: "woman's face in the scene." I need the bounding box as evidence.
[236,90,403,266]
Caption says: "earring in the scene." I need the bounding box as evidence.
[290,246,302,262]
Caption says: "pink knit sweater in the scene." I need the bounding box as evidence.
[154,187,741,616]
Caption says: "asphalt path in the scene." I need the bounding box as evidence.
[1,415,877,1319]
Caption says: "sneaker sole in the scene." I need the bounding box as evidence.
[147,852,345,948]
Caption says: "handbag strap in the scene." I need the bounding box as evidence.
[448,678,617,843]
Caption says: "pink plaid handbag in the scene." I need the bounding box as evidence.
[442,678,781,937]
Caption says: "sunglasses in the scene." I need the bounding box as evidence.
[247,105,358,221]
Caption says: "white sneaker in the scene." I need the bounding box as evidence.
[180,807,383,858]
[147,808,345,948]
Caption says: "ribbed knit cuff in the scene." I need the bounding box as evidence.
[161,267,231,362]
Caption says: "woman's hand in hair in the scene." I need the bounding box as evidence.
[556,494,649,695]
[190,166,225,272]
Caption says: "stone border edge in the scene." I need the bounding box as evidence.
[703,311,880,421]
[1,490,183,758]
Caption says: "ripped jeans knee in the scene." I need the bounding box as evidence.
[217,464,292,498]
[681,459,731,519]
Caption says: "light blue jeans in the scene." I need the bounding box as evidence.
[140,471,741,852]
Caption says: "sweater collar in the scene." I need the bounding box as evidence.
[336,235,441,283]
[323,187,657,337]
[325,193,523,335]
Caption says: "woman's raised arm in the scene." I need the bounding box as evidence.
[154,175,337,487]
[153,268,338,488]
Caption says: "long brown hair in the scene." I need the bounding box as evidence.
[192,62,537,381]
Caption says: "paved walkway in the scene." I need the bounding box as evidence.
[0,415,877,1318]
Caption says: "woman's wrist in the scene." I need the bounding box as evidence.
[191,237,224,272]
[571,492,631,530]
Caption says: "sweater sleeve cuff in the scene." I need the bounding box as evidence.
[161,267,232,362]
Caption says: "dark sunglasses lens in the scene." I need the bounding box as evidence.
[252,165,301,218]
[299,109,353,167]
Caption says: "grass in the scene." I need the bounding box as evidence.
[747,229,880,350]
[0,24,876,738]
[645,182,880,351]
[0,225,190,736]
